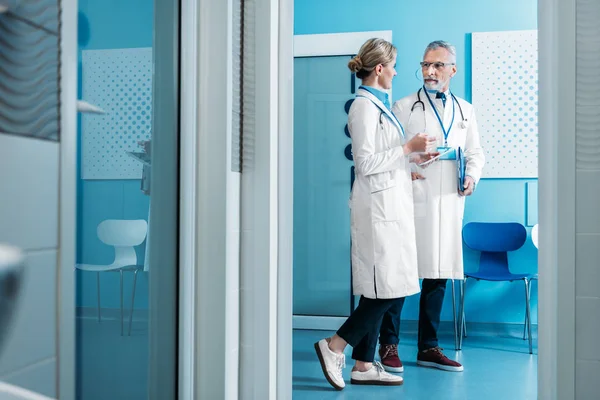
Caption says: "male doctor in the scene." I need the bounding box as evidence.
[377,40,485,373]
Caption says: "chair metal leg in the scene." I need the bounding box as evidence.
[523,282,531,340]
[451,280,459,350]
[128,269,139,336]
[524,278,533,354]
[462,311,467,338]
[120,270,124,336]
[460,278,467,338]
[459,278,467,350]
[97,272,101,322]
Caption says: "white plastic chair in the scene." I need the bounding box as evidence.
[76,219,148,336]
[524,224,539,340]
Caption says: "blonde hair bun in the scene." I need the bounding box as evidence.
[348,55,363,73]
[348,38,397,79]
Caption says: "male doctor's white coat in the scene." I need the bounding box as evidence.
[392,90,485,280]
[348,88,420,300]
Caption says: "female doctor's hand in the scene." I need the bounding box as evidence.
[409,151,440,166]
[403,133,435,154]
[459,176,475,197]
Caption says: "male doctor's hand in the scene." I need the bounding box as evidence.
[411,172,425,181]
[459,176,475,197]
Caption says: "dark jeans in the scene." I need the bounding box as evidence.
[379,279,448,352]
[337,296,406,362]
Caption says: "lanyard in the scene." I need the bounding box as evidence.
[424,87,455,146]
[357,94,405,138]
[388,109,405,138]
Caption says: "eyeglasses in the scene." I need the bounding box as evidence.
[420,62,455,70]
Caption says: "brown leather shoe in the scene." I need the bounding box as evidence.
[379,344,404,373]
[417,347,464,372]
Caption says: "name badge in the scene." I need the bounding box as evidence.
[437,146,457,160]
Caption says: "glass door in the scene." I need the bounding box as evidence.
[75,0,179,398]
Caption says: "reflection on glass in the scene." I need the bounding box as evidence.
[75,1,177,399]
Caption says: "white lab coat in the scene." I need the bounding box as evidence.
[392,90,485,280]
[348,88,420,299]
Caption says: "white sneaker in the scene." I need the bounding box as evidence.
[314,339,346,390]
[350,361,404,386]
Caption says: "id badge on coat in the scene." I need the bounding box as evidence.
[437,146,456,160]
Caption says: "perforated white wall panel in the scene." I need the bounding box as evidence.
[472,30,538,178]
[81,48,152,180]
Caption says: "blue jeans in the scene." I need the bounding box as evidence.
[379,279,448,352]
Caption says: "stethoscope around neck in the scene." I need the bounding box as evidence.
[408,86,468,135]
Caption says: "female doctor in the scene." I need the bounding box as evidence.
[314,38,437,390]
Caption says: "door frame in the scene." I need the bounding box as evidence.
[148,0,181,398]
[294,30,393,58]
[179,0,242,398]
[180,0,291,397]
[537,0,576,398]
[178,0,198,397]
[58,0,78,398]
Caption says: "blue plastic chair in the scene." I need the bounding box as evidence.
[459,222,534,354]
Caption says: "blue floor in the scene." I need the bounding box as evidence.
[75,319,536,399]
[77,316,148,400]
[293,329,537,400]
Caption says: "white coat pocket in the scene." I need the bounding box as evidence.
[412,179,428,218]
[370,179,401,222]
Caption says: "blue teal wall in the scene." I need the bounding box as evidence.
[294,0,538,324]
[76,0,153,310]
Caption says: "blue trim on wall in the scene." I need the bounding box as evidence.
[465,33,473,103]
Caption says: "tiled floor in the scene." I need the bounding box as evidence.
[293,329,537,400]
